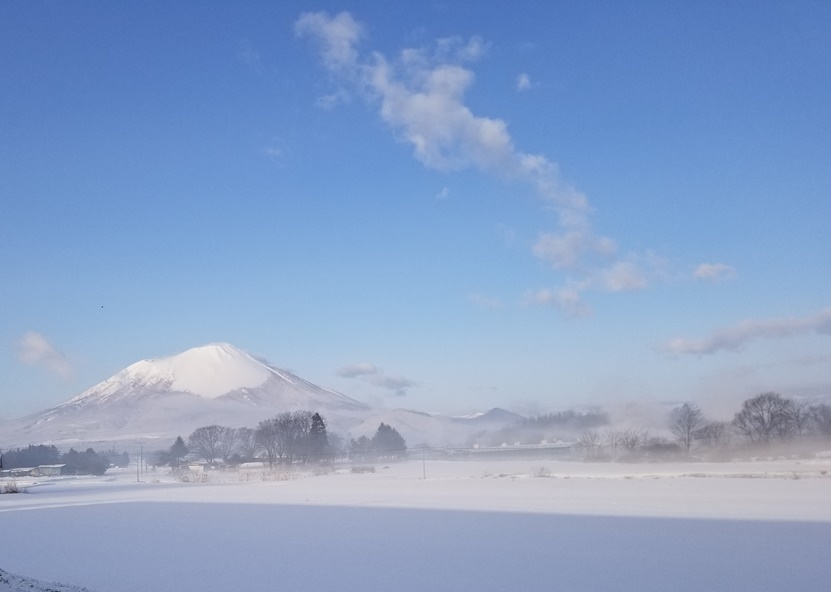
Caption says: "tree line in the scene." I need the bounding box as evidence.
[577,392,831,461]
[151,412,407,469]
[0,444,127,475]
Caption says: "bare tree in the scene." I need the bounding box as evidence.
[604,430,623,453]
[669,403,705,455]
[785,400,813,438]
[812,404,831,438]
[697,421,732,449]
[188,425,226,463]
[255,411,315,468]
[577,430,603,459]
[255,418,281,469]
[218,427,238,463]
[732,392,792,444]
[619,428,649,452]
[236,427,259,461]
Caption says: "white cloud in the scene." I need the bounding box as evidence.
[528,254,659,315]
[435,186,450,201]
[599,261,648,292]
[694,263,737,282]
[17,332,73,379]
[435,36,489,62]
[336,361,417,396]
[532,231,616,270]
[294,11,364,73]
[516,73,532,91]
[664,308,831,355]
[524,286,590,318]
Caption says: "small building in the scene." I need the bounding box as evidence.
[33,464,66,477]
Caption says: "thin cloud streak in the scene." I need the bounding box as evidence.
[664,308,831,355]
[524,285,590,318]
[694,263,736,282]
[336,363,378,378]
[336,361,417,396]
[17,331,73,379]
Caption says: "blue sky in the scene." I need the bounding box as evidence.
[2,1,829,420]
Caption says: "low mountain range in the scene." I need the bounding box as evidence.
[1,343,520,450]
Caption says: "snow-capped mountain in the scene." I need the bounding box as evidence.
[58,343,367,413]
[2,343,368,448]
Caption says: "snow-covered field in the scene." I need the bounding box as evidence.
[2,457,831,591]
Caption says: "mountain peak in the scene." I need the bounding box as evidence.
[136,342,273,399]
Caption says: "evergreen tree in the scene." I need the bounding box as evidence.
[170,436,188,467]
[349,435,372,461]
[2,445,61,469]
[307,413,329,462]
[61,448,109,476]
[371,423,407,459]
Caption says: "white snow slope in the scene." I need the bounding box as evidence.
[1,457,831,592]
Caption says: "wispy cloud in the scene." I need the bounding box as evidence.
[315,89,351,110]
[532,231,616,270]
[524,285,590,318]
[17,331,73,379]
[336,362,417,396]
[694,263,737,282]
[600,261,648,292]
[296,11,650,316]
[435,186,450,201]
[664,308,831,355]
[516,73,532,92]
[336,362,378,378]
[296,12,597,222]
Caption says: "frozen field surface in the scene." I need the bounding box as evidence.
[2,458,831,591]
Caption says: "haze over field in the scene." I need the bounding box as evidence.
[2,2,829,422]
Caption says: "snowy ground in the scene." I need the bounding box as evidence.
[2,457,831,591]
